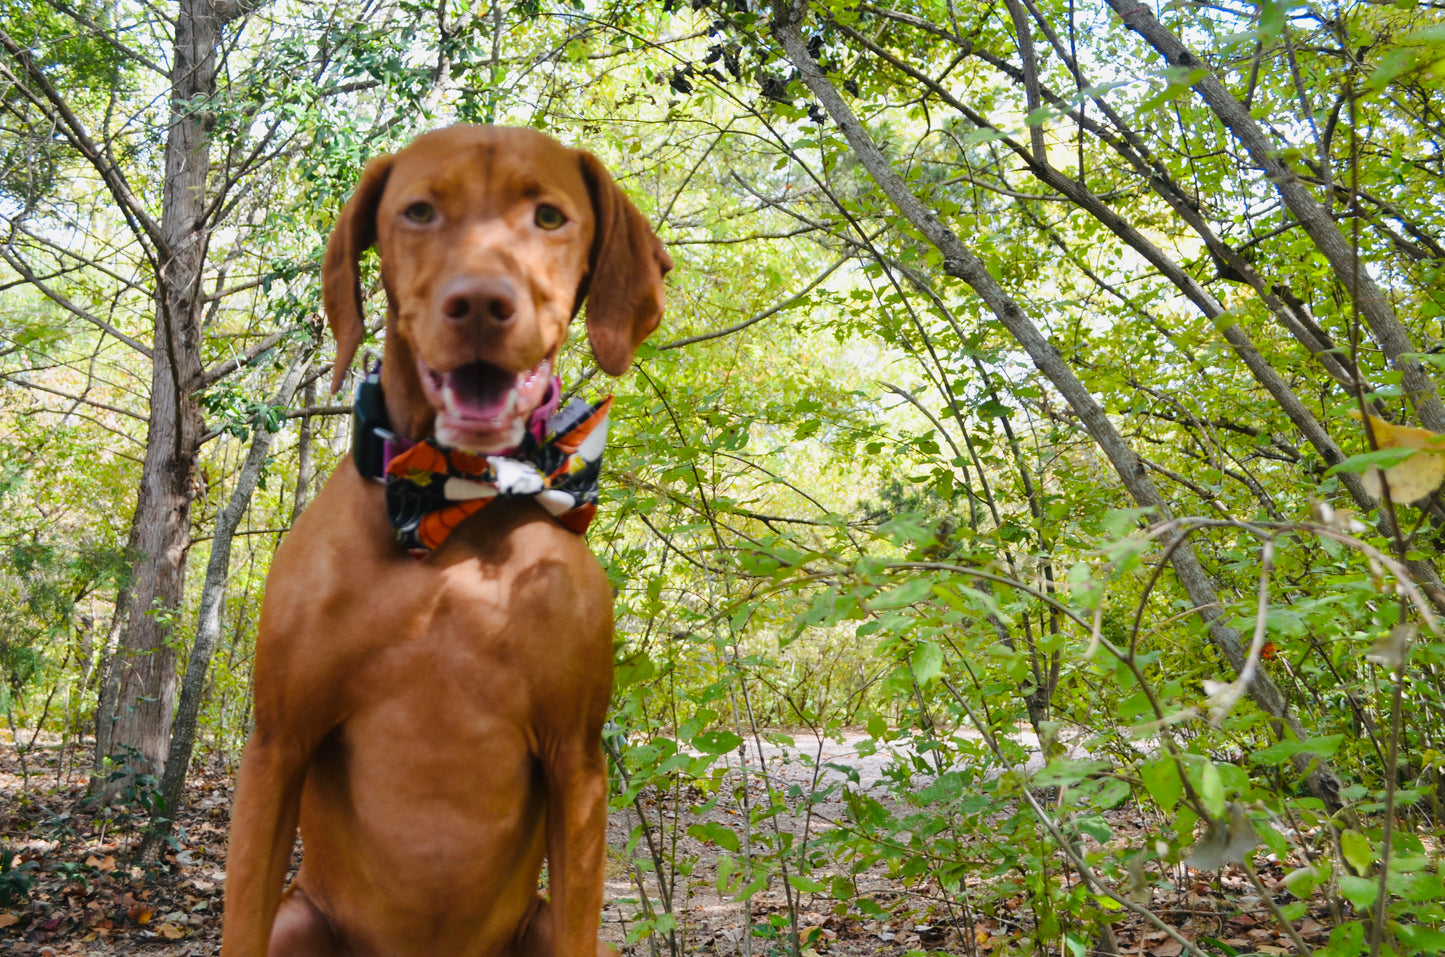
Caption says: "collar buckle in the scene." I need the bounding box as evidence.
[352,367,394,482]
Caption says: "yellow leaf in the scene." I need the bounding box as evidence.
[1351,411,1445,502]
[1351,410,1445,450]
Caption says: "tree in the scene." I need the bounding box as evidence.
[5,1,1445,951]
[2,0,439,784]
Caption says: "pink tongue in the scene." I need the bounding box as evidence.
[445,361,517,420]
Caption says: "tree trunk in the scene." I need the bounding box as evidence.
[292,378,317,522]
[105,0,221,790]
[92,577,132,776]
[142,355,309,858]
[771,4,1348,813]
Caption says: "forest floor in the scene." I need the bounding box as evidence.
[1,733,1336,956]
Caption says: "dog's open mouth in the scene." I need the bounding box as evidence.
[417,355,553,453]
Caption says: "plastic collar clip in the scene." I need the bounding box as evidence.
[352,365,394,482]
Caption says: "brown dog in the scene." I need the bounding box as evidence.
[221,125,670,956]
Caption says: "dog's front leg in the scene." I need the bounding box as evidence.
[221,731,312,956]
[542,737,612,956]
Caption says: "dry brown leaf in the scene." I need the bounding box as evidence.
[0,913,20,928]
[1351,411,1445,501]
[1150,939,1185,957]
[159,921,186,939]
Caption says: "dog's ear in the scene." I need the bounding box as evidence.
[577,152,673,376]
[322,154,394,393]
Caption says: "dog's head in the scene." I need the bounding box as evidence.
[323,124,672,453]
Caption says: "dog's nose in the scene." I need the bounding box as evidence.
[439,276,518,328]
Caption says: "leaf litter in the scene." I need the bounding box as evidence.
[4,735,1341,955]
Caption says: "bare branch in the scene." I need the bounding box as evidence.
[658,253,851,351]
[0,246,152,357]
[198,328,295,388]
[0,28,165,253]
[0,371,147,422]
[46,0,169,75]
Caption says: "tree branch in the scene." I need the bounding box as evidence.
[0,28,165,253]
[0,246,152,357]
[0,371,147,422]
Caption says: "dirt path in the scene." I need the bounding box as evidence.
[4,733,1326,956]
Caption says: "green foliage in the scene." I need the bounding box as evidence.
[0,847,39,907]
[5,0,1445,952]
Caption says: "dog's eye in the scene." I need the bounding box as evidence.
[535,204,567,230]
[403,202,436,224]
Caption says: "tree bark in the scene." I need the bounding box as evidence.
[771,2,1346,812]
[105,0,222,789]
[91,579,132,779]
[292,378,317,522]
[142,354,309,858]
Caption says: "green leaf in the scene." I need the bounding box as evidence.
[1250,734,1345,765]
[1258,0,1288,39]
[693,730,743,755]
[909,640,943,685]
[734,873,770,901]
[1337,874,1379,909]
[716,854,736,893]
[1322,922,1365,957]
[787,874,827,893]
[1174,806,1199,847]
[854,896,890,918]
[1387,869,1443,902]
[1395,922,1445,952]
[1033,757,1112,787]
[1199,761,1225,819]
[1278,901,1307,921]
[687,822,740,852]
[1258,823,1289,860]
[1340,829,1373,875]
[1076,815,1112,842]
[1324,447,1416,476]
[1283,865,1320,897]
[872,577,933,609]
[1140,755,1184,812]
[1025,106,1055,127]
[614,653,656,689]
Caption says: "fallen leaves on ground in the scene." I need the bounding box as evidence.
[5,738,1347,956]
